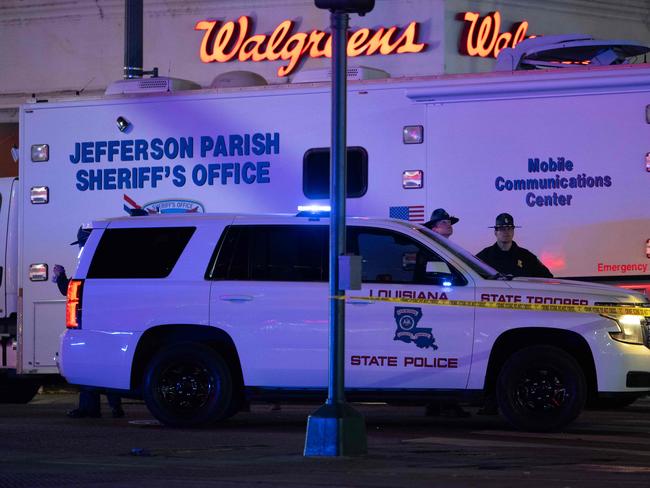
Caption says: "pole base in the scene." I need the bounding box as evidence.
[304,402,367,457]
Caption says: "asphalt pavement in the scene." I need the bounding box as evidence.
[1,388,650,487]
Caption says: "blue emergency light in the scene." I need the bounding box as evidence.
[297,204,331,217]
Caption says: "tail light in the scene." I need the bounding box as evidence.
[66,279,84,329]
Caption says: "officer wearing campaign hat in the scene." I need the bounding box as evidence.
[423,208,459,238]
[423,207,471,418]
[476,213,553,278]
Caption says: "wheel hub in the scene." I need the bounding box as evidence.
[175,375,200,397]
[516,368,568,411]
[158,363,215,412]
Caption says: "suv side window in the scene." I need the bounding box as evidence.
[87,227,195,279]
[212,224,465,286]
[348,227,467,286]
[212,225,328,282]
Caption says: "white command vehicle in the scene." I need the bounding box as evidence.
[59,212,650,431]
[3,61,650,402]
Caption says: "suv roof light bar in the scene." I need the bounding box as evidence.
[297,204,331,218]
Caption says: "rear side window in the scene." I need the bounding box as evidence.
[87,227,195,279]
[212,225,327,281]
[303,147,368,199]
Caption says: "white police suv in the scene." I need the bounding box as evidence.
[59,213,650,431]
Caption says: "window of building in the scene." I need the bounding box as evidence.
[303,147,368,199]
[87,227,195,279]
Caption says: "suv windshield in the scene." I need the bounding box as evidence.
[415,226,498,279]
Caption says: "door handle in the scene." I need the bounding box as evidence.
[219,295,254,302]
[347,300,375,305]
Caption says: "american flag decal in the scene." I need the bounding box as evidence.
[389,205,425,222]
[123,194,143,215]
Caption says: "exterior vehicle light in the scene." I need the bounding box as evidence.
[403,125,423,144]
[297,205,331,217]
[606,313,648,346]
[646,238,650,258]
[298,205,332,215]
[116,116,131,132]
[31,144,49,162]
[402,170,423,189]
[30,186,49,204]
[646,152,650,172]
[298,204,331,212]
[66,279,84,329]
[29,263,48,281]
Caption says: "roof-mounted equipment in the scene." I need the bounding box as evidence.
[292,66,389,83]
[495,34,650,71]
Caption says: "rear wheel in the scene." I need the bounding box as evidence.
[497,345,586,432]
[143,343,233,427]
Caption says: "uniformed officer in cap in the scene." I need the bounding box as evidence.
[476,213,553,278]
[423,208,459,238]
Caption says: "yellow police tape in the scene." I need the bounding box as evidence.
[337,295,650,316]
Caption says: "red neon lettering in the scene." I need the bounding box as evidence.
[195,17,426,77]
[460,11,529,58]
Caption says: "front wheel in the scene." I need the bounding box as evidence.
[143,343,233,427]
[497,345,586,432]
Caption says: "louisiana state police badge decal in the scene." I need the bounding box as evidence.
[393,307,438,350]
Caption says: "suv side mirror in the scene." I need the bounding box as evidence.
[425,261,459,286]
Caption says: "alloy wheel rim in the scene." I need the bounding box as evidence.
[514,367,568,412]
[157,360,217,414]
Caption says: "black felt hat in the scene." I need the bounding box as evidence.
[491,212,520,228]
[70,226,91,246]
[424,208,459,228]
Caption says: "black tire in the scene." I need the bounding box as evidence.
[496,345,586,432]
[143,343,233,428]
[0,378,41,404]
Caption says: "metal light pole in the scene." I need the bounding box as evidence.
[123,0,143,79]
[304,0,374,458]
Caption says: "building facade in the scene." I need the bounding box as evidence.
[0,0,648,171]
